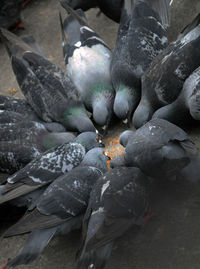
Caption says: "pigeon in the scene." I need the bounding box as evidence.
[114,118,197,179]
[111,0,170,126]
[153,65,200,126]
[133,13,200,128]
[0,119,76,174]
[60,2,115,132]
[2,148,109,268]
[77,167,150,269]
[0,28,96,133]
[0,132,102,205]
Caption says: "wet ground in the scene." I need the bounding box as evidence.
[1,0,200,268]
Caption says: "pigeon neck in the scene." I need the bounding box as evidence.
[153,100,190,125]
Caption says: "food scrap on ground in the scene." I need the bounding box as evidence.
[8,88,17,95]
[104,136,124,169]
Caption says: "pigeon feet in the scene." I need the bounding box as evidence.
[144,206,157,224]
[22,0,32,8]
[1,261,8,269]
[11,21,25,33]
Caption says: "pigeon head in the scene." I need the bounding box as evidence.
[61,103,96,133]
[75,132,103,151]
[80,147,109,173]
[119,130,135,147]
[93,101,110,127]
[114,90,130,121]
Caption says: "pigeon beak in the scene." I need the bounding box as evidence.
[103,152,111,160]
[123,119,128,124]
[99,138,105,148]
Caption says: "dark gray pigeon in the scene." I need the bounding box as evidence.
[0,28,96,133]
[77,166,150,269]
[0,95,66,132]
[2,148,109,268]
[133,13,200,128]
[116,118,197,179]
[0,119,76,174]
[111,0,170,126]
[153,65,200,126]
[60,2,115,132]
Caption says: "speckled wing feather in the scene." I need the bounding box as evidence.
[0,96,40,121]
[0,121,46,142]
[134,18,200,128]
[22,51,81,101]
[0,142,86,204]
[112,0,168,86]
[0,142,37,174]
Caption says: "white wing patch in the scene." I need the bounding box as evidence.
[80,26,94,33]
[180,25,200,48]
[101,180,110,197]
[75,41,82,48]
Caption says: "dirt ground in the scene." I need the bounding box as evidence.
[1,0,200,268]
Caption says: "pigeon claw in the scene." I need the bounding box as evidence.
[1,261,8,269]
[22,0,32,8]
[143,206,157,224]
[12,21,25,33]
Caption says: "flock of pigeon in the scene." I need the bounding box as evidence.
[0,0,200,268]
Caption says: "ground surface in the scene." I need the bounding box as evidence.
[1,0,200,268]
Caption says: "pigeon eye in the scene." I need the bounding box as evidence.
[95,138,99,142]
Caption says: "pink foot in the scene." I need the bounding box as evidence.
[1,261,8,269]
[144,206,157,224]
[22,0,32,8]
